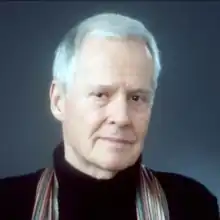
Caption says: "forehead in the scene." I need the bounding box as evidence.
[76,36,154,90]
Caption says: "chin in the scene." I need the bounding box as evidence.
[97,156,136,172]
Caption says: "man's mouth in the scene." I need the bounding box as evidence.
[100,137,135,145]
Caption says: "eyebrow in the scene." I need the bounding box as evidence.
[90,85,154,95]
[128,88,153,95]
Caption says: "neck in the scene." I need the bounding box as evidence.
[64,143,118,180]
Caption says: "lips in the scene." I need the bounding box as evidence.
[100,137,135,145]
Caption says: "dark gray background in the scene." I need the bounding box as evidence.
[0,2,219,202]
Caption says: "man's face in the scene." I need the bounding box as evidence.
[54,37,154,172]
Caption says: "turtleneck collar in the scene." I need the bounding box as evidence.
[53,142,141,202]
[52,142,142,220]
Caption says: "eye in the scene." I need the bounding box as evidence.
[91,91,109,102]
[95,92,107,98]
[130,94,145,103]
[131,95,140,102]
[129,94,151,105]
[92,92,109,106]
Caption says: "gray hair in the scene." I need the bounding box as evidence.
[52,13,161,91]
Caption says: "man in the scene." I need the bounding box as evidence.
[0,12,219,220]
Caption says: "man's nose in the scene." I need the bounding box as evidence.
[107,97,131,127]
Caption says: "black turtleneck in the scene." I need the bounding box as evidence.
[1,143,219,220]
[53,144,140,220]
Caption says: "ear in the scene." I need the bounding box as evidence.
[49,80,65,122]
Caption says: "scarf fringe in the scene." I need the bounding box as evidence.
[32,165,169,220]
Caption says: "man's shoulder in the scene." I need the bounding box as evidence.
[152,169,215,198]
[0,168,44,219]
[0,168,44,190]
[151,168,219,219]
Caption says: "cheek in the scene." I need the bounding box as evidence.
[132,110,151,138]
[86,108,106,134]
[74,99,106,137]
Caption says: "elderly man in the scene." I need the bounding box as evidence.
[0,12,219,220]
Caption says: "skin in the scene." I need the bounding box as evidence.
[50,36,155,179]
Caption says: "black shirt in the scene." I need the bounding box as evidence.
[0,143,219,219]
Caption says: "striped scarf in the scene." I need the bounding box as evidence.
[32,165,170,220]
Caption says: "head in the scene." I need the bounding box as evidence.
[50,13,161,179]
